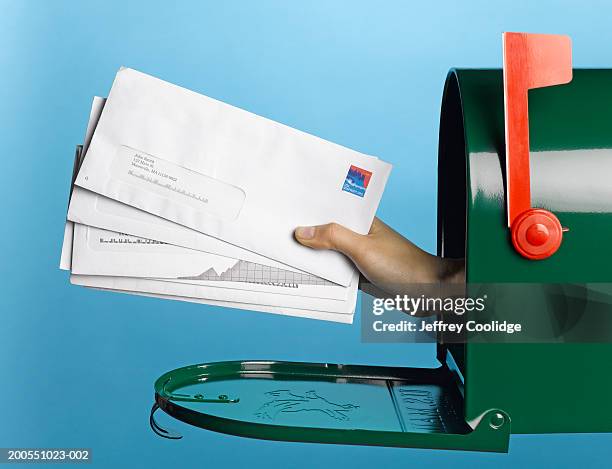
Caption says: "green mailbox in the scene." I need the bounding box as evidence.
[150,34,612,452]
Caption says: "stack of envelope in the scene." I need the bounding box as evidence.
[60,68,391,323]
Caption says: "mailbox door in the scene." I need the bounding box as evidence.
[151,361,511,452]
[439,69,612,433]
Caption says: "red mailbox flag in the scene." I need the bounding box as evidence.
[503,32,572,260]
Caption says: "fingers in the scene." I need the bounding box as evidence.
[294,223,367,258]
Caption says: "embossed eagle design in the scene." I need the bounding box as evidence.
[254,390,359,421]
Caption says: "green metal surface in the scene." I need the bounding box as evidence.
[153,361,510,452]
[440,69,612,433]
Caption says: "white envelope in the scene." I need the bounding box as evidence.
[74,68,392,285]
[71,222,352,301]
[70,224,357,324]
[69,187,304,273]
[90,287,354,324]
[71,223,238,278]
[68,98,305,273]
[70,272,358,315]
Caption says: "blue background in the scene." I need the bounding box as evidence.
[1,0,611,467]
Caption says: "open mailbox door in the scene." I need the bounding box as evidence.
[151,361,510,452]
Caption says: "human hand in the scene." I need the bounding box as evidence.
[294,218,464,295]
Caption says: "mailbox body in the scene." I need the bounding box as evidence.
[438,69,612,433]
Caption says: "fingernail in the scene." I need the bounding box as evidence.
[295,226,315,239]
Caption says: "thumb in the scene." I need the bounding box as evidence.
[294,223,366,258]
